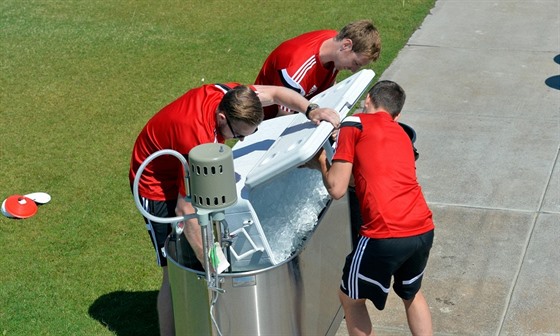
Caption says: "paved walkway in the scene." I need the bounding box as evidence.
[336,0,559,335]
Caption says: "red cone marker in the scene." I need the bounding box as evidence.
[4,195,38,219]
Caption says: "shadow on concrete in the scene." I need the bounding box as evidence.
[545,75,560,90]
[89,290,159,336]
[548,55,560,90]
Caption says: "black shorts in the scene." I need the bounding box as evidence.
[340,230,434,310]
[347,186,363,249]
[137,196,202,270]
[138,197,177,267]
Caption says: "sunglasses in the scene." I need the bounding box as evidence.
[225,116,258,140]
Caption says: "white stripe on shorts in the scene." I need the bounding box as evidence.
[348,235,368,299]
[402,268,426,286]
[358,273,390,293]
[141,196,163,266]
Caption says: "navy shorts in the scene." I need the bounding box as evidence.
[138,197,176,267]
[340,230,434,310]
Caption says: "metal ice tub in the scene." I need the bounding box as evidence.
[167,194,350,335]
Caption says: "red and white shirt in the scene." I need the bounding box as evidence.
[334,112,434,238]
[129,83,251,200]
[255,30,338,119]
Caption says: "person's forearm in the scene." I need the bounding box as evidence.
[256,85,340,126]
[323,161,351,200]
[183,218,204,264]
[175,195,205,265]
[277,95,339,127]
[271,87,309,113]
[320,159,335,197]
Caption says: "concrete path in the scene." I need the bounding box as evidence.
[336,1,559,335]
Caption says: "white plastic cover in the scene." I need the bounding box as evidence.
[244,69,375,189]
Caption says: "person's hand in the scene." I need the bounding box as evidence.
[330,128,339,142]
[308,107,340,128]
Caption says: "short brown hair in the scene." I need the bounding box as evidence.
[368,80,406,118]
[336,20,381,61]
[219,85,263,126]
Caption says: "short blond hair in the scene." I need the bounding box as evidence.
[336,20,381,61]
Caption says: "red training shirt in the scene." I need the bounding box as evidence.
[333,112,434,238]
[129,83,251,201]
[255,30,338,119]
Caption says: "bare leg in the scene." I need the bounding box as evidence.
[158,267,175,336]
[402,290,432,336]
[339,289,375,336]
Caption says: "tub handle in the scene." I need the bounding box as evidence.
[228,226,264,260]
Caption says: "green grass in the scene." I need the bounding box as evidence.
[0,1,435,334]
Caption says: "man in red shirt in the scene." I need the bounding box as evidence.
[130,83,340,336]
[308,80,434,335]
[255,20,381,119]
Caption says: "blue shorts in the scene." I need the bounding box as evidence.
[340,230,434,310]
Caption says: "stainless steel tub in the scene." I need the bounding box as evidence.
[166,195,351,335]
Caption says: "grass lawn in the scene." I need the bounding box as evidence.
[1,1,435,334]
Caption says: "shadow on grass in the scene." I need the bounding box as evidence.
[89,290,159,336]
